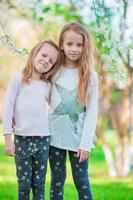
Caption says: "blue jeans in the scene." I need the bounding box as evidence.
[14,135,50,200]
[49,146,92,200]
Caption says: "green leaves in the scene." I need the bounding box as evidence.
[22,48,29,55]
[111,89,121,102]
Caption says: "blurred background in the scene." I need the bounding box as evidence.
[0,0,133,199]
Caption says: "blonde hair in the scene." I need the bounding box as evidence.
[22,40,59,84]
[57,22,95,107]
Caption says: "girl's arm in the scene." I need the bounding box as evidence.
[3,73,20,155]
[4,135,15,156]
[46,82,52,104]
[79,71,99,153]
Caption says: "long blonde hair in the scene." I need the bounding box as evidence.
[57,22,95,107]
[22,40,59,84]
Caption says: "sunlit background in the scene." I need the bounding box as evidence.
[0,0,133,199]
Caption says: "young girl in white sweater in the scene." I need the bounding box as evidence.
[3,40,59,200]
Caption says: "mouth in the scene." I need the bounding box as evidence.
[39,61,47,68]
[69,54,79,56]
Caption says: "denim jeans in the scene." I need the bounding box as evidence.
[14,135,50,200]
[49,146,92,200]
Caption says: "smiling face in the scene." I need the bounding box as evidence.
[62,30,83,63]
[34,43,58,75]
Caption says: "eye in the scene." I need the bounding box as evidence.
[66,42,72,46]
[49,59,53,64]
[42,53,47,57]
[77,43,83,47]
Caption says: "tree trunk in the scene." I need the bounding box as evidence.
[102,142,117,177]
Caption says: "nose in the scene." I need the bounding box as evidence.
[71,45,77,52]
[44,57,49,65]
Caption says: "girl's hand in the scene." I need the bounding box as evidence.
[77,149,89,163]
[4,135,15,156]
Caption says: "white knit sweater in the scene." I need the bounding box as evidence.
[3,72,51,136]
[49,67,98,152]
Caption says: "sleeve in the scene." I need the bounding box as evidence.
[3,73,20,135]
[46,82,52,104]
[79,71,99,152]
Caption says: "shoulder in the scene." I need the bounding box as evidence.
[11,71,22,80]
[44,81,52,94]
[46,81,51,89]
[51,69,61,82]
[9,71,22,85]
[90,70,98,85]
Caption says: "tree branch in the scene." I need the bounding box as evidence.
[5,0,29,18]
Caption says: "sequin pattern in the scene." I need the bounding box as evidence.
[53,84,86,133]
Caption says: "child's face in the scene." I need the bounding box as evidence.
[34,43,58,74]
[62,30,83,63]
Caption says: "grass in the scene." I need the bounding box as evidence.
[0,125,133,200]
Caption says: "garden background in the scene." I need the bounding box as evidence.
[0,0,133,199]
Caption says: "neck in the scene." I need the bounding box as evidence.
[31,71,41,80]
[64,59,78,69]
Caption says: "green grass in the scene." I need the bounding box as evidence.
[0,126,133,200]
